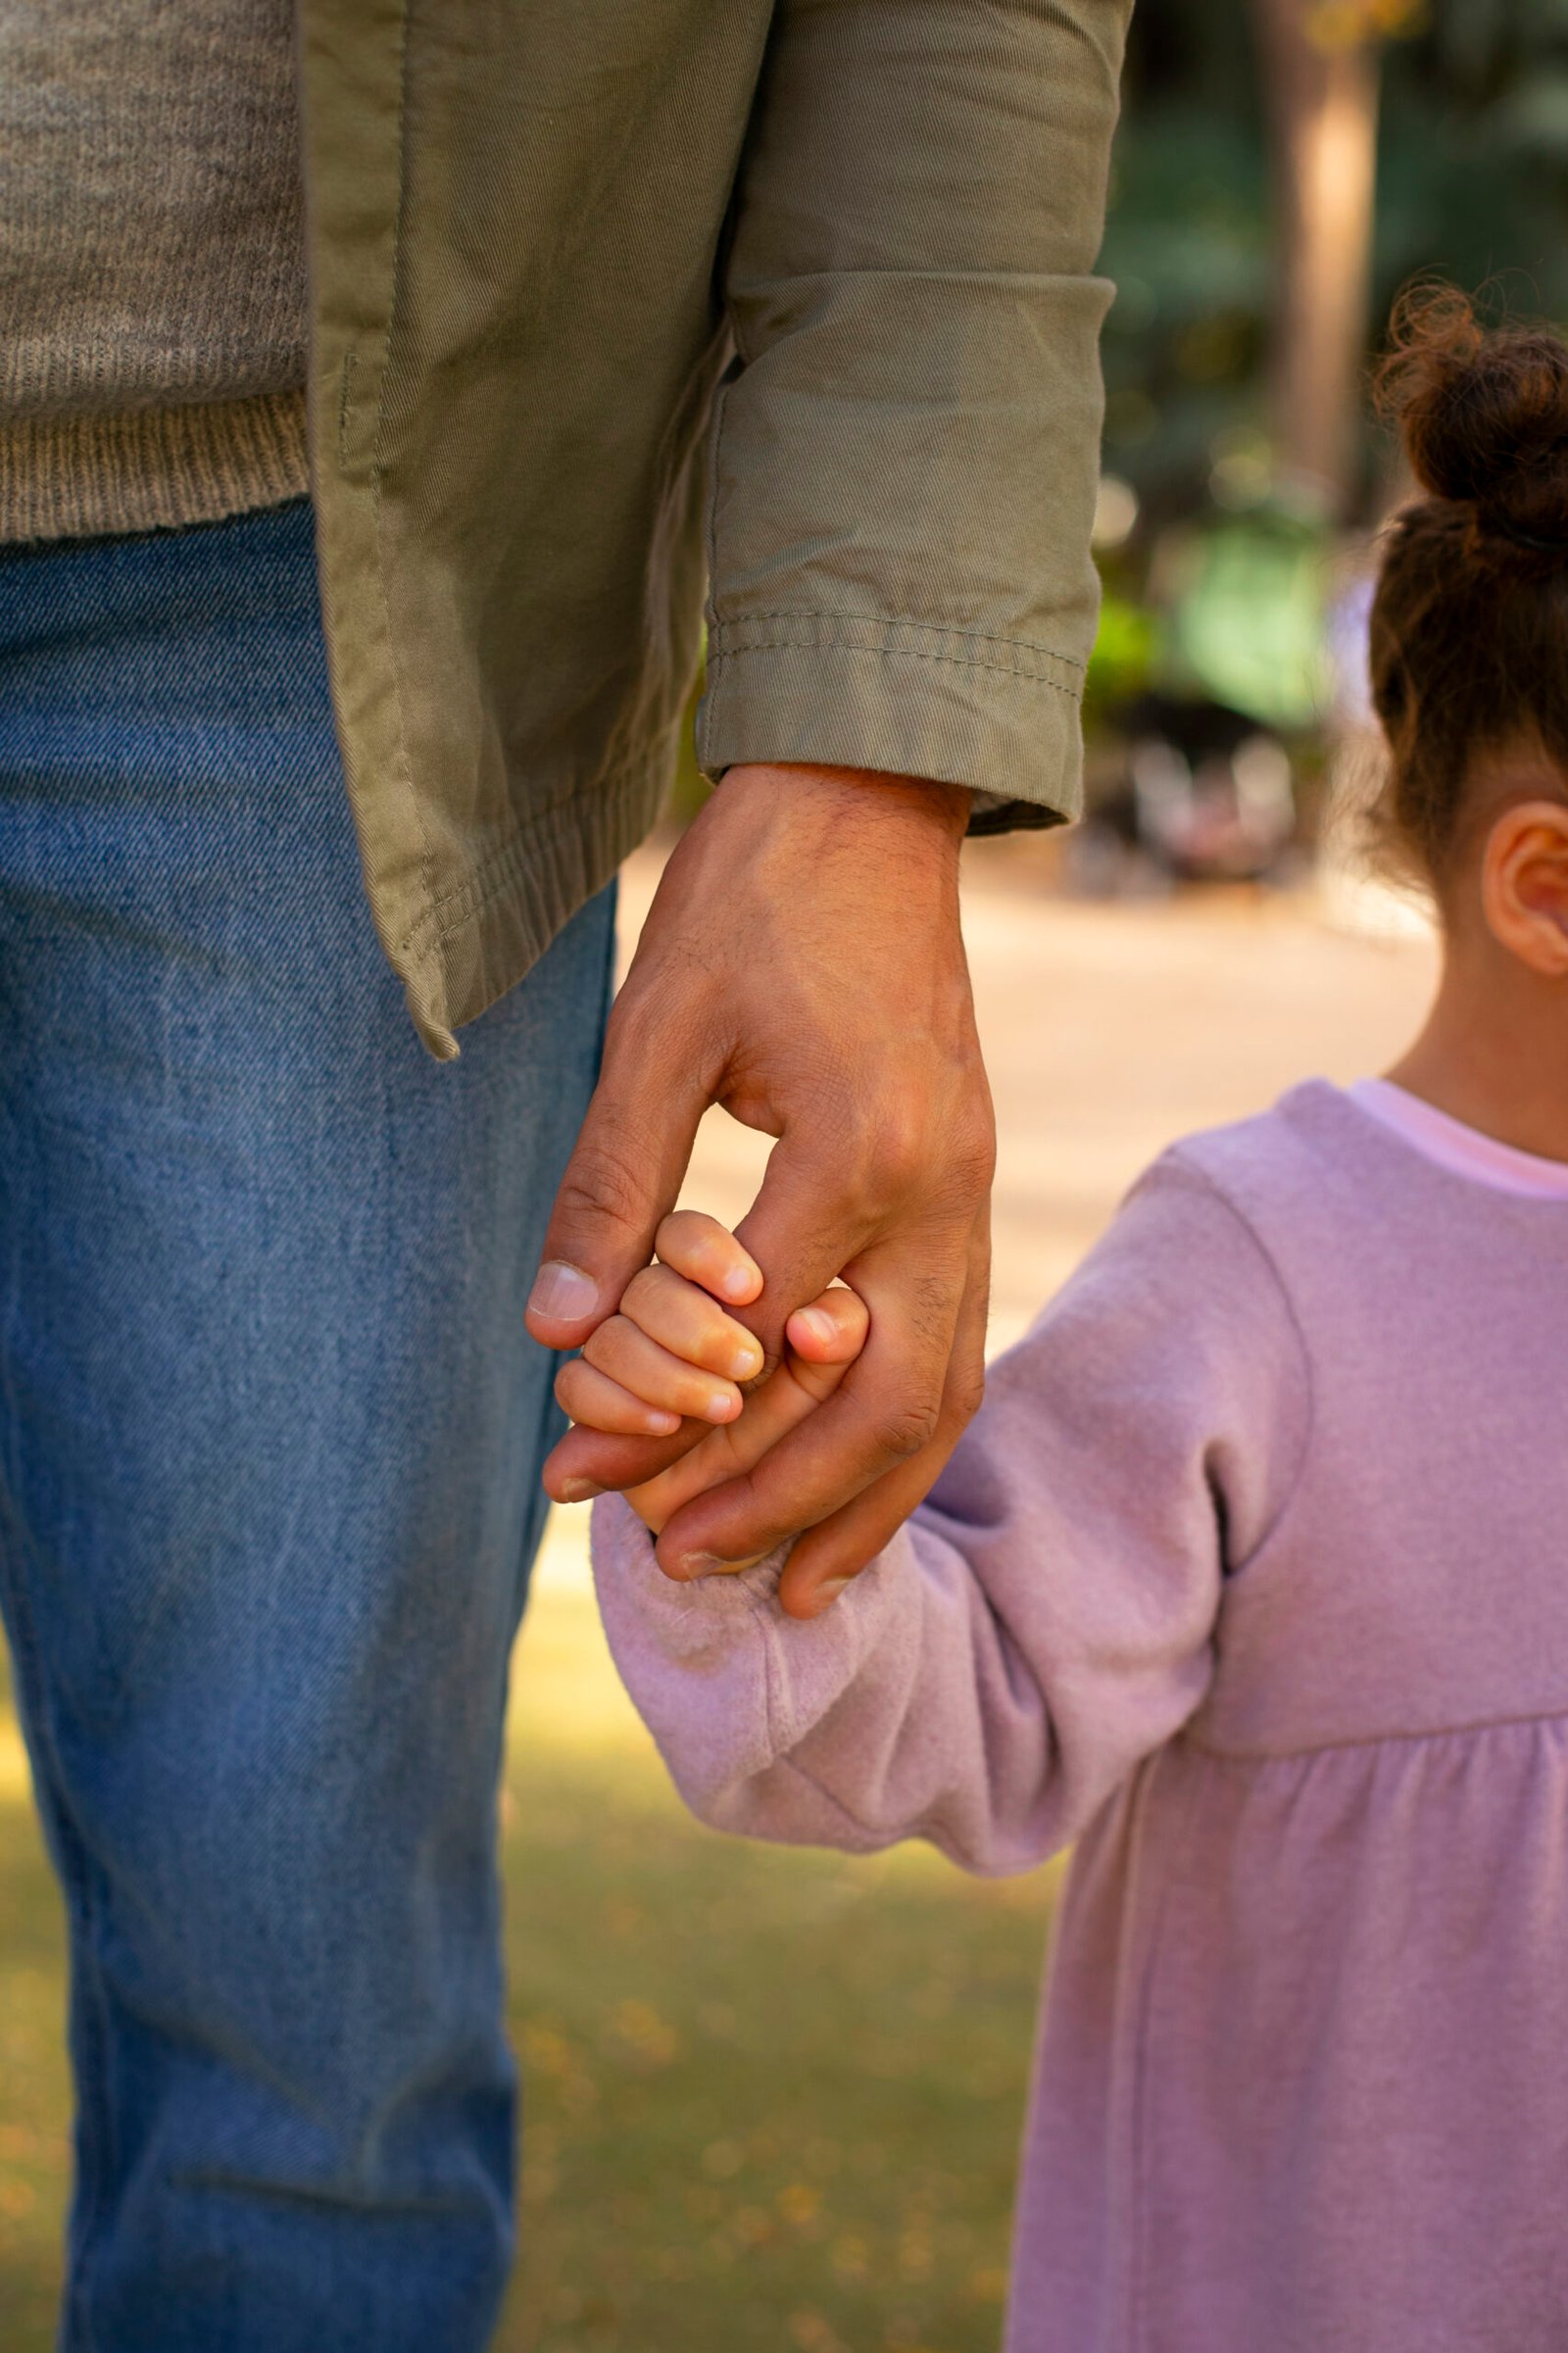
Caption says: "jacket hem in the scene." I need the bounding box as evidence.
[394,759,666,1057]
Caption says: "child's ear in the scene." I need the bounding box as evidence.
[1481,801,1568,977]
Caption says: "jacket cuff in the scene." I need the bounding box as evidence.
[696,613,1085,827]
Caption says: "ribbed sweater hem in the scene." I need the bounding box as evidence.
[0,387,310,545]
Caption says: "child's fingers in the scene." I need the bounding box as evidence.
[622,1288,865,1552]
[783,1287,869,1405]
[556,1355,682,1438]
[619,1262,764,1385]
[581,1314,745,1426]
[628,1368,802,1543]
[629,1342,850,1552]
[625,1420,749,1541]
[655,1209,763,1306]
[785,1286,869,1366]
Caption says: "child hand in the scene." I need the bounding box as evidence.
[555,1210,869,1562]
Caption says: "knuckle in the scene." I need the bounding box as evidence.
[619,1265,662,1320]
[869,1397,942,1462]
[656,1207,703,1256]
[862,1099,929,1200]
[952,1105,999,1196]
[555,1144,650,1239]
[946,1361,988,1430]
[579,1321,622,1375]
[906,1268,958,1348]
[600,976,666,1060]
[845,1084,992,1215]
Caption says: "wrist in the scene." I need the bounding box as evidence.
[721,761,972,845]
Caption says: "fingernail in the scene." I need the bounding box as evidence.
[559,1477,603,1504]
[675,1551,727,1579]
[810,1576,855,1614]
[793,1306,834,1349]
[529,1261,599,1322]
[729,1340,763,1381]
[703,1392,740,1424]
[648,1408,682,1436]
[720,1265,757,1302]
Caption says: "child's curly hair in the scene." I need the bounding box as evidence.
[1370,284,1568,884]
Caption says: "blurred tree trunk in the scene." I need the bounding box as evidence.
[1249,0,1382,515]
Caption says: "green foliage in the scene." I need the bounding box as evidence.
[1102,0,1568,525]
[1158,509,1336,729]
[1083,583,1161,726]
[1101,103,1272,516]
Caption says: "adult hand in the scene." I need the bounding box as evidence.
[525,761,995,1613]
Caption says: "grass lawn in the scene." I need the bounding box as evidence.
[0,1516,1056,2353]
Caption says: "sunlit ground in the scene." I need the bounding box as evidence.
[0,849,1436,2351]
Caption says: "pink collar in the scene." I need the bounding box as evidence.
[1347,1079,1568,1200]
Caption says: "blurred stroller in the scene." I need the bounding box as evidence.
[1073,502,1328,893]
[1078,694,1297,887]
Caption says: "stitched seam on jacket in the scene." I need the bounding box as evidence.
[713,609,1088,669]
[397,757,658,957]
[708,640,1081,697]
[702,368,735,745]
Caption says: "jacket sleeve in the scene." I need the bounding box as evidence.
[591,1160,1313,1878]
[696,0,1133,830]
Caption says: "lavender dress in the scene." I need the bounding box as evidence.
[593,1081,1568,2353]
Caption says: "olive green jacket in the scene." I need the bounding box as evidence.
[298,0,1131,1055]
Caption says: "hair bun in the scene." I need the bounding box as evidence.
[1376,284,1568,544]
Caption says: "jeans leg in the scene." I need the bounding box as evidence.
[0,503,616,2352]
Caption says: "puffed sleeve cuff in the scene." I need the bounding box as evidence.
[589,1492,910,1816]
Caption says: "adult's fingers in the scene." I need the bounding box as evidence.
[723,1121,899,1371]
[630,1319,862,1543]
[777,1206,991,1618]
[525,990,716,1351]
[652,1212,970,1577]
[541,1417,698,1505]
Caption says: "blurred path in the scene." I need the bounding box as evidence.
[614,834,1437,1356]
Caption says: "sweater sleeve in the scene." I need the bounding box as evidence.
[591,1159,1311,1876]
[696,0,1133,833]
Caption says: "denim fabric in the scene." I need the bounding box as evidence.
[0,500,616,2351]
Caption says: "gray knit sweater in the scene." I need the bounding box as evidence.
[0,0,310,543]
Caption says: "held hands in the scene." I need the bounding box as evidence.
[557,1211,870,1611]
[525,762,994,1616]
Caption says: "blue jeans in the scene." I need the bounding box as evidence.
[0,501,616,2350]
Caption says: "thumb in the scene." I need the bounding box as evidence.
[731,1137,875,1367]
[783,1286,870,1403]
[527,1008,714,1348]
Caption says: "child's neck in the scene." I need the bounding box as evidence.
[1387,943,1568,1165]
